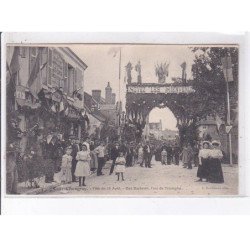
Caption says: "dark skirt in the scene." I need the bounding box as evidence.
[208,158,224,183]
[155,151,161,161]
[126,154,133,167]
[197,158,210,179]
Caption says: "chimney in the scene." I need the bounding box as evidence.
[92,90,101,103]
[111,93,116,104]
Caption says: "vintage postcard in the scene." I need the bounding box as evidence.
[2,38,240,196]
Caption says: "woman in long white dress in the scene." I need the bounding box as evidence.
[60,146,73,183]
[75,144,91,186]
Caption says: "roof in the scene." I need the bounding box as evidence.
[84,92,106,122]
[59,47,88,70]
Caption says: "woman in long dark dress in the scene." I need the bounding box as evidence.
[196,141,211,182]
[208,141,224,183]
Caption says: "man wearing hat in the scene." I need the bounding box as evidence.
[71,137,80,182]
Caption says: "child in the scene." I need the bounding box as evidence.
[161,148,167,165]
[115,152,126,181]
[75,144,91,186]
[60,146,73,184]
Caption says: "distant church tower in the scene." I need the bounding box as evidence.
[105,82,112,104]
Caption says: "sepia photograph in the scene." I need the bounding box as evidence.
[4,43,239,196]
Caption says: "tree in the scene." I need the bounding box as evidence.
[190,46,238,121]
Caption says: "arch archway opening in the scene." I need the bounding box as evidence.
[145,107,179,144]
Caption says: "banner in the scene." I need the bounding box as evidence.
[127,85,195,94]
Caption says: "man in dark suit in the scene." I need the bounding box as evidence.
[109,142,120,175]
[44,135,57,183]
[71,139,79,182]
[143,142,152,168]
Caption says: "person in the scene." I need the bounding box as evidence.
[60,146,73,183]
[196,141,211,182]
[95,141,106,176]
[54,139,64,173]
[75,144,91,186]
[161,148,167,165]
[71,139,79,182]
[166,146,173,165]
[193,141,200,168]
[155,145,162,162]
[43,135,57,183]
[181,144,188,168]
[6,143,19,194]
[89,140,98,172]
[186,143,194,169]
[137,144,144,166]
[83,137,91,152]
[126,143,134,167]
[143,142,152,168]
[24,148,36,188]
[115,151,126,181]
[109,142,120,175]
[208,140,224,183]
[173,146,180,165]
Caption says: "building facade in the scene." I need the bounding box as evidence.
[6,46,88,153]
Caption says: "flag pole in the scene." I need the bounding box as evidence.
[226,68,233,165]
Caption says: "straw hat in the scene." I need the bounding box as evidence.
[212,140,221,146]
[202,141,211,147]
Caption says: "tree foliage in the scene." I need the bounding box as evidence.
[189,46,238,121]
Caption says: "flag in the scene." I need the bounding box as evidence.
[108,47,121,57]
[51,104,56,113]
[28,49,42,98]
[9,47,20,76]
[7,47,20,106]
[226,125,233,134]
[221,56,234,82]
[64,106,69,116]
[59,101,64,112]
[215,114,223,131]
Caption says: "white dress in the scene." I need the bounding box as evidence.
[60,154,72,183]
[115,156,126,173]
[75,151,91,177]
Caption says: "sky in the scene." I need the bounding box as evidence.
[70,44,195,130]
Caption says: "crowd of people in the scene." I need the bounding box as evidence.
[6,124,225,194]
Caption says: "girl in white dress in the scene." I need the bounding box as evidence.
[115,152,126,181]
[75,144,91,186]
[60,146,73,183]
